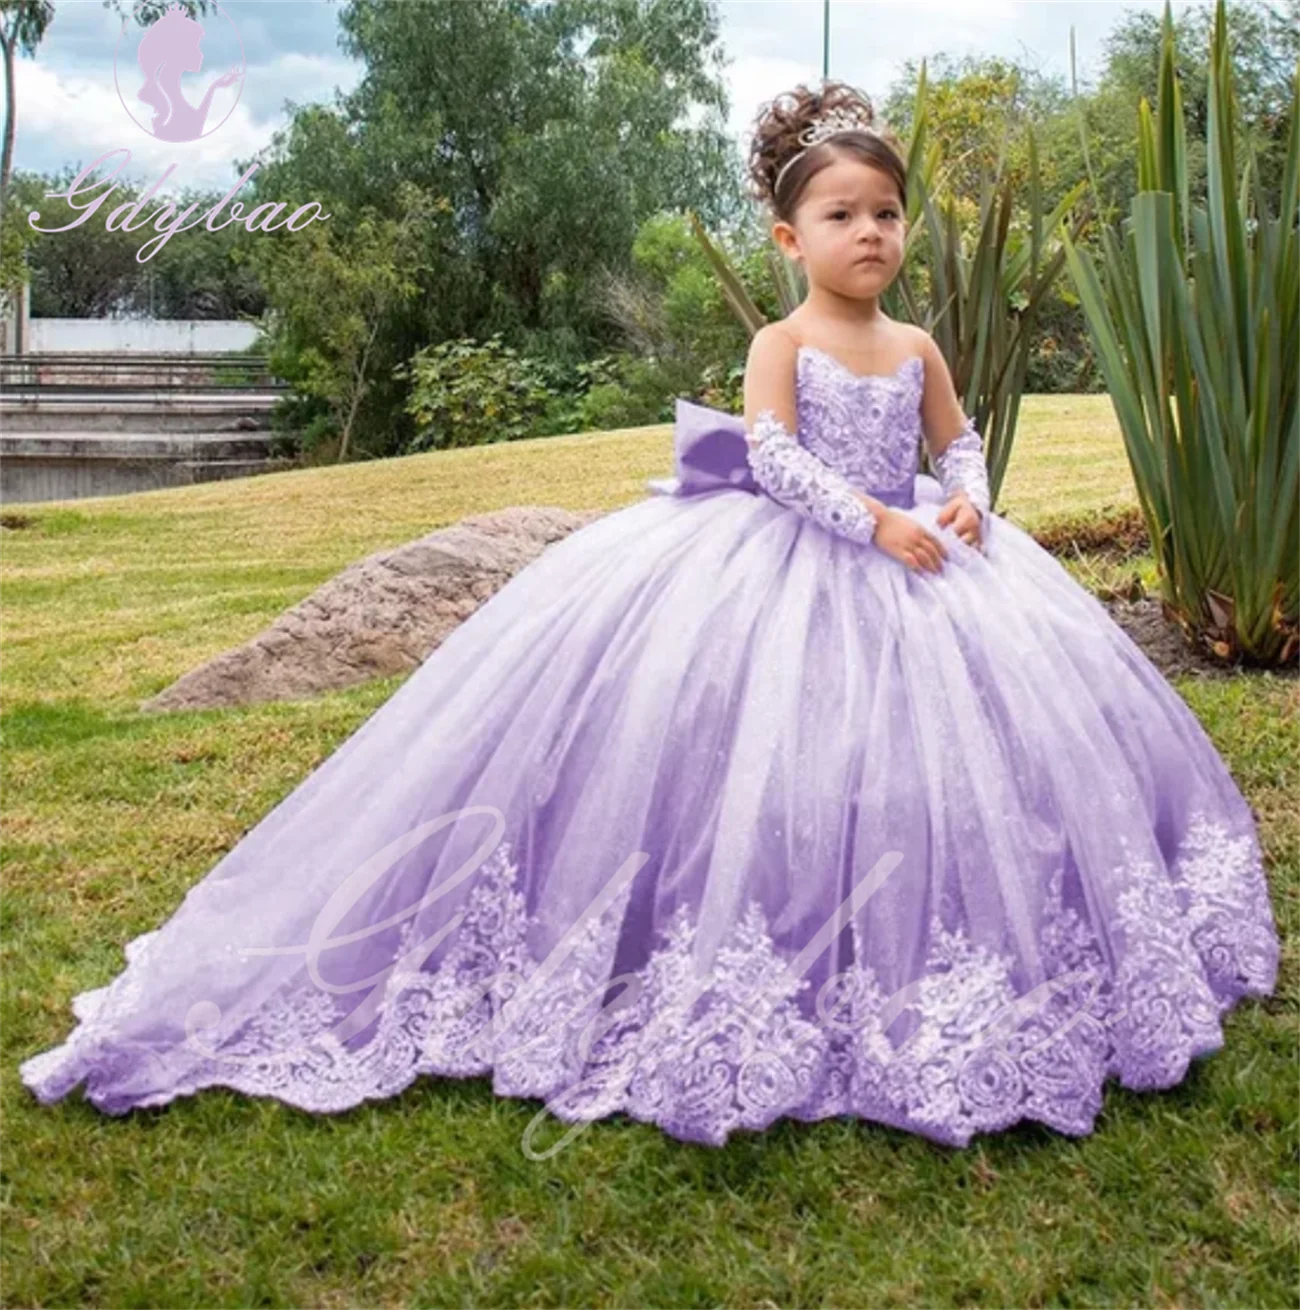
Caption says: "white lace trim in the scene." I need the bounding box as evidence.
[19,811,1279,1149]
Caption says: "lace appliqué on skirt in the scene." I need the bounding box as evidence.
[20,810,1278,1149]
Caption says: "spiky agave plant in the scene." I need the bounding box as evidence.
[901,136,1088,510]
[1062,0,1298,666]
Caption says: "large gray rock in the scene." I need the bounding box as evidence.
[140,505,606,713]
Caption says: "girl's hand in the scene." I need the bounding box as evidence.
[935,493,985,551]
[872,506,949,574]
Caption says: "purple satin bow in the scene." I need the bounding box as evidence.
[646,395,947,511]
[645,398,759,498]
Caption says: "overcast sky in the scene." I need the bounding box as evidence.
[13,0,1197,193]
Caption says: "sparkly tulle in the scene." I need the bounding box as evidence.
[19,345,1281,1148]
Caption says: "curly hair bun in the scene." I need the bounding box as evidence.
[745,79,903,215]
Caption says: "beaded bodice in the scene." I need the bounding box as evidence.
[794,346,924,497]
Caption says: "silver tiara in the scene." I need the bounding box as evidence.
[773,107,883,193]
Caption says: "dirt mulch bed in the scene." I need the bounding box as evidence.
[1031,503,1297,681]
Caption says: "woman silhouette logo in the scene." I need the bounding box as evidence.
[113,2,245,143]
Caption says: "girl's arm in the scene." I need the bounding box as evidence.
[915,334,991,521]
[742,325,883,545]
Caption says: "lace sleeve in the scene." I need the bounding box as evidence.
[745,409,878,545]
[932,416,991,522]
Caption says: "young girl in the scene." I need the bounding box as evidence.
[21,81,1280,1151]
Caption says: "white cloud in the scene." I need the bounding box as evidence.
[14,0,1200,193]
[15,47,359,193]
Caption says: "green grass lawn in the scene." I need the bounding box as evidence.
[2,394,1296,1308]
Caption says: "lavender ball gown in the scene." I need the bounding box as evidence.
[19,345,1281,1149]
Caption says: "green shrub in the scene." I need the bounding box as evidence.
[396,334,557,452]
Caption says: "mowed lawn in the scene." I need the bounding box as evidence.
[2,394,1296,1309]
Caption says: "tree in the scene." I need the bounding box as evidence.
[241,0,742,457]
[256,184,438,463]
[1098,0,1298,204]
[882,53,1073,207]
[0,0,52,215]
[249,0,741,341]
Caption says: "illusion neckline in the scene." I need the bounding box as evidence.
[797,344,923,385]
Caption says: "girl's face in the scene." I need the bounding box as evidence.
[773,153,907,298]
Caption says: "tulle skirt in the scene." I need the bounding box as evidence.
[19,472,1281,1149]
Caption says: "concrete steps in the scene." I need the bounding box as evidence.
[0,350,302,503]
[0,392,285,434]
[0,431,284,459]
[0,431,299,502]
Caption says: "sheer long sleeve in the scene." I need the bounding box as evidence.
[932,416,991,521]
[745,408,879,545]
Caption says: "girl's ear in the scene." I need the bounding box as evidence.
[771,221,800,262]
